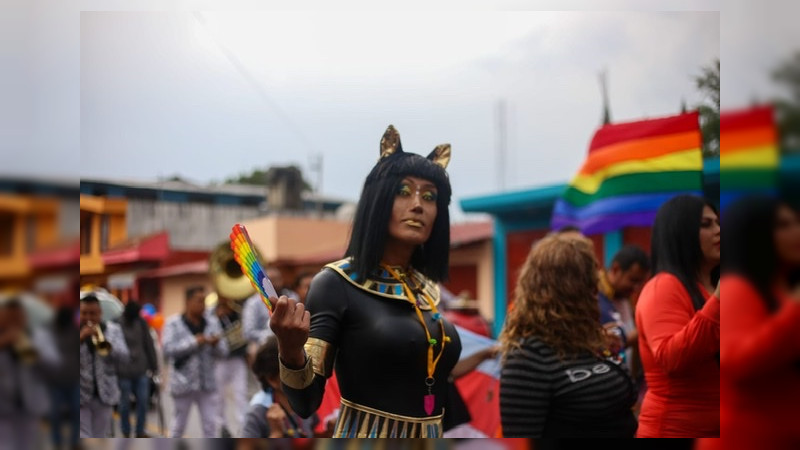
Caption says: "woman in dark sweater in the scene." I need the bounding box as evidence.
[499,233,637,438]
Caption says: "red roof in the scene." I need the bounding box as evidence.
[450,221,493,247]
[161,250,210,266]
[102,232,170,265]
[28,240,80,269]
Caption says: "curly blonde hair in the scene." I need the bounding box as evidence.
[500,233,605,360]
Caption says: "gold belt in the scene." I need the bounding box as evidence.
[332,397,443,438]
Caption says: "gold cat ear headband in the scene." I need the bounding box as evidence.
[379,125,451,170]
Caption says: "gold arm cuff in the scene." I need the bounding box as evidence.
[279,355,315,390]
[304,337,335,378]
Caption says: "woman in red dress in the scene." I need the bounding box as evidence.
[635,194,720,437]
[718,196,800,448]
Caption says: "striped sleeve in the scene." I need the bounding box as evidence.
[500,340,558,437]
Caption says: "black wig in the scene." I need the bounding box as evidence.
[345,128,452,283]
[651,194,719,310]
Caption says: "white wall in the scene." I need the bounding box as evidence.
[127,199,263,251]
[160,274,213,320]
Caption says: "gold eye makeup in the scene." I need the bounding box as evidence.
[397,180,438,202]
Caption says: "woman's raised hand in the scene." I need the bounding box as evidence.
[269,295,310,368]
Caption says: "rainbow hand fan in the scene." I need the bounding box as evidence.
[229,224,278,313]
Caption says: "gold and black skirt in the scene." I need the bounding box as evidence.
[332,397,444,438]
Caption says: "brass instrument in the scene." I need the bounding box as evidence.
[13,332,38,365]
[91,322,112,357]
[219,313,247,350]
[207,240,264,311]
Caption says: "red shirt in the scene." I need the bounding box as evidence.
[719,275,800,448]
[635,273,720,437]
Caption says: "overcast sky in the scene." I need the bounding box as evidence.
[2,1,797,221]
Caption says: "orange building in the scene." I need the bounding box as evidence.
[0,178,80,305]
[79,194,128,281]
[0,193,61,287]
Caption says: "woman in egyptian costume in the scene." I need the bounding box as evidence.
[268,125,462,438]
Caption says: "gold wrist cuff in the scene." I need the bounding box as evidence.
[304,337,336,378]
[279,355,315,390]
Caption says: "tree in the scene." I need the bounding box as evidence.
[225,165,313,191]
[772,50,800,153]
[695,59,720,158]
[225,168,269,185]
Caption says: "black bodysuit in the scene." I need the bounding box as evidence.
[284,259,462,437]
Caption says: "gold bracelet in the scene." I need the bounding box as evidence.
[304,337,336,378]
[279,355,315,390]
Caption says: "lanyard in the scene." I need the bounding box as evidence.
[381,264,450,415]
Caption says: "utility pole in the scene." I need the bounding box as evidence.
[599,69,611,125]
[309,154,323,217]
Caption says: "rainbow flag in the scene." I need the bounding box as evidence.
[551,112,703,235]
[719,105,778,209]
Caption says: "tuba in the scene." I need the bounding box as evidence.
[91,322,112,357]
[206,240,264,311]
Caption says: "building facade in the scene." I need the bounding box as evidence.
[0,177,80,304]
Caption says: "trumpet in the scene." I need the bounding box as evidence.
[91,322,113,357]
[13,332,38,365]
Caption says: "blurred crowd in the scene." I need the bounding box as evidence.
[2,192,800,445]
[2,191,800,446]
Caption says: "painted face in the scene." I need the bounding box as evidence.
[387,176,438,247]
[699,205,721,266]
[609,262,649,299]
[774,204,800,267]
[79,301,102,327]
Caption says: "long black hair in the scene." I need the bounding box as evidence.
[345,150,452,283]
[722,195,785,312]
[651,194,719,310]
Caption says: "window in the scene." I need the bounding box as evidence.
[25,215,37,253]
[80,211,92,255]
[100,214,110,252]
[0,213,14,256]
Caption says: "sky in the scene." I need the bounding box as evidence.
[2,1,797,221]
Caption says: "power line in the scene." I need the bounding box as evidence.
[191,11,318,156]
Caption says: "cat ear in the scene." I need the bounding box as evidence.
[379,125,403,159]
[427,144,451,169]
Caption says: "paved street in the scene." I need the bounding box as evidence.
[36,370,258,450]
[80,439,212,450]
[108,369,261,439]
